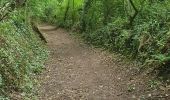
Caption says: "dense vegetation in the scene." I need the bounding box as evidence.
[41,0,170,70]
[0,0,170,99]
[0,0,48,99]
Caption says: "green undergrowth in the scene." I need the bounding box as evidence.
[83,3,170,70]
[0,9,48,99]
[46,0,170,75]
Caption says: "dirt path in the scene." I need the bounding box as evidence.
[37,25,147,100]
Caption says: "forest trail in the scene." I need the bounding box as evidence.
[37,25,143,100]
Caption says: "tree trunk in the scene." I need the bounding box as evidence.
[72,0,75,25]
[63,0,70,22]
[103,0,110,25]
[80,0,92,32]
[128,0,138,27]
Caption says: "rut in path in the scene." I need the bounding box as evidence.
[38,25,142,100]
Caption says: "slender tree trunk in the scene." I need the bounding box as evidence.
[128,0,138,27]
[103,0,110,25]
[128,0,146,27]
[80,0,92,32]
[72,0,75,25]
[64,0,70,22]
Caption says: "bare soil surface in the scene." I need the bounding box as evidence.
[38,25,170,100]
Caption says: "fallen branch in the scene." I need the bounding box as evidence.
[30,21,47,43]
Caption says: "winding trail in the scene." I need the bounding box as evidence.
[38,25,143,100]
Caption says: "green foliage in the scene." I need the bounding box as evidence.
[127,84,136,92]
[42,0,83,28]
[1,0,170,98]
[44,0,170,68]
[148,80,160,90]
[0,2,48,99]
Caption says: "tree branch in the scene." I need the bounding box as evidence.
[128,0,146,27]
[128,0,138,27]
